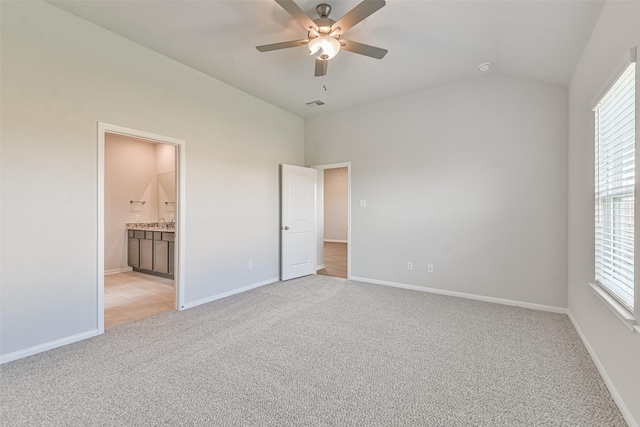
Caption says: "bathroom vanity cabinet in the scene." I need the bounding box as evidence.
[127,229,174,279]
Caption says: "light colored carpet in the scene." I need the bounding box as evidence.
[0,275,626,426]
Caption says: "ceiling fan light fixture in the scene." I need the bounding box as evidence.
[308,35,341,60]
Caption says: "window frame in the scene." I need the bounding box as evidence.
[591,47,638,330]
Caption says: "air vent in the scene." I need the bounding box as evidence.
[305,100,325,107]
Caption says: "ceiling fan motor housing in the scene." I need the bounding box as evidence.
[316,4,331,18]
[311,17,336,37]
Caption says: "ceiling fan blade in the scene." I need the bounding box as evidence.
[256,39,309,52]
[332,0,386,35]
[275,0,318,31]
[315,59,327,77]
[340,39,387,59]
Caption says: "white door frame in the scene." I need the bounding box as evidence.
[313,162,352,279]
[97,122,187,334]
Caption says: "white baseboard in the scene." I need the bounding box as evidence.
[181,277,280,310]
[0,329,99,364]
[105,267,133,275]
[316,264,325,271]
[349,276,567,314]
[567,311,638,427]
[324,239,348,243]
[1,277,280,363]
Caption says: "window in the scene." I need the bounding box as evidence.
[595,61,636,313]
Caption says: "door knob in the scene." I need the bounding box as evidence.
[283,226,290,230]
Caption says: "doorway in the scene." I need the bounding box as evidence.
[314,163,351,279]
[97,123,186,334]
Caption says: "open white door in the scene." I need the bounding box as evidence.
[281,164,317,281]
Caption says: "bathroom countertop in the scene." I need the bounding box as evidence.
[126,222,175,232]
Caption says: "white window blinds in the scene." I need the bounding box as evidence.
[595,62,636,312]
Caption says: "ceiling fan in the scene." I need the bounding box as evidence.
[256,0,388,77]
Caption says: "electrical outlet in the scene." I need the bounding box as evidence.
[407,262,413,271]
[248,261,253,270]
[135,215,140,222]
[427,264,434,273]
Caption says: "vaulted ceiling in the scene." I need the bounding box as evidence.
[49,0,604,117]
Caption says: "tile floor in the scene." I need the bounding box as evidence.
[104,271,174,328]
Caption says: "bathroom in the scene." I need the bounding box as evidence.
[104,133,177,328]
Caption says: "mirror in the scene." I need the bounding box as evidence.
[157,172,176,222]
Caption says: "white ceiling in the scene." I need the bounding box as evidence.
[48,0,604,118]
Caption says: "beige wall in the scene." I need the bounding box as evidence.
[567,1,640,425]
[104,134,157,271]
[0,1,303,357]
[306,75,568,308]
[155,143,175,175]
[324,167,348,242]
